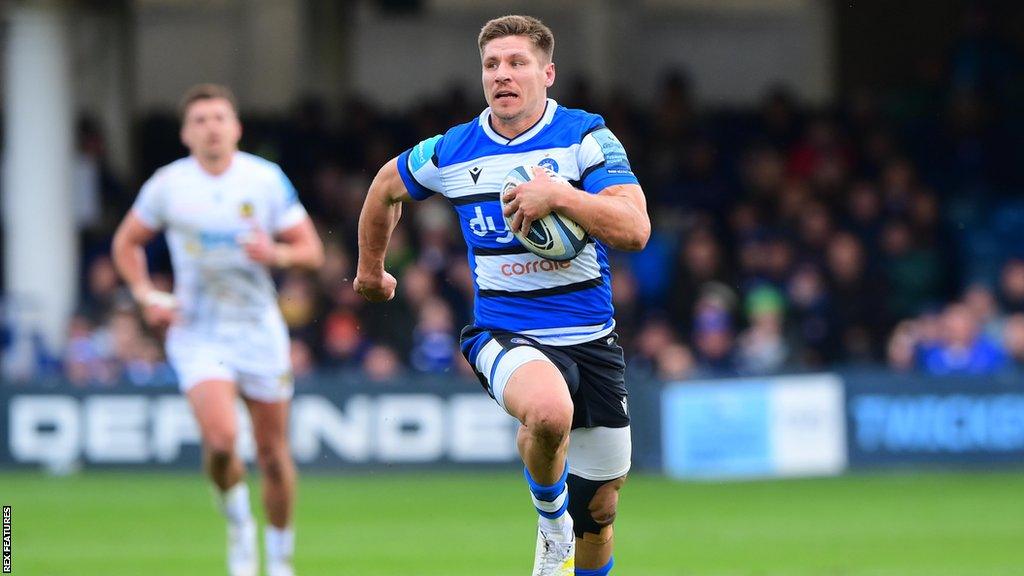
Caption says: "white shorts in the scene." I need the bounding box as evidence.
[166,320,293,403]
[568,425,632,481]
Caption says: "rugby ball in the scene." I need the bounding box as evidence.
[501,165,590,261]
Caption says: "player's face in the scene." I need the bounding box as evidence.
[481,35,555,130]
[180,98,242,161]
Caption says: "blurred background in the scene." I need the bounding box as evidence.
[1,1,1023,572]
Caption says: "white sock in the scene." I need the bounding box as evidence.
[265,526,295,564]
[532,489,573,538]
[219,482,253,525]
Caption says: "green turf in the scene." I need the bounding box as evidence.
[1,470,1022,575]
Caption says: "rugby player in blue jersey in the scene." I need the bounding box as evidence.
[354,15,649,576]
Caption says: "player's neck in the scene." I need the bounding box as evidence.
[194,151,236,176]
[490,106,546,140]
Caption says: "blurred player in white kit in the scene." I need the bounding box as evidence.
[112,84,324,576]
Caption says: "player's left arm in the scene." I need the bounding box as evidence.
[243,166,325,269]
[503,169,650,252]
[244,216,324,269]
[551,182,650,252]
[504,122,650,251]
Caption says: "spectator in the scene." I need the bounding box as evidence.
[667,227,733,332]
[655,343,696,381]
[410,298,456,373]
[919,303,1007,375]
[737,285,789,374]
[881,219,944,319]
[886,320,918,373]
[123,337,175,387]
[1001,314,1024,368]
[64,314,116,387]
[321,310,366,369]
[290,340,315,380]
[363,344,403,383]
[826,232,887,361]
[629,317,678,377]
[692,302,737,375]
[998,258,1024,313]
[80,255,128,324]
[278,271,319,336]
[787,263,835,367]
[962,283,1004,341]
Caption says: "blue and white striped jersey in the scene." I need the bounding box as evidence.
[396,99,639,345]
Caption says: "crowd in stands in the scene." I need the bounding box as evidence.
[3,15,1023,388]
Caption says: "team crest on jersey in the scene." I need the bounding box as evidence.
[239,201,255,218]
[538,157,559,173]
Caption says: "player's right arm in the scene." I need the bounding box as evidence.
[112,211,177,328]
[355,134,444,303]
[353,157,412,302]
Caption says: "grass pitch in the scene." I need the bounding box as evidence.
[2,470,1022,575]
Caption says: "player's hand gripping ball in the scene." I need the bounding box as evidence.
[501,165,589,261]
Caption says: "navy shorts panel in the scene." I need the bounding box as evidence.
[459,326,629,430]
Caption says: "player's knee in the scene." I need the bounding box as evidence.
[205,428,237,459]
[524,405,572,446]
[588,485,621,526]
[256,443,291,483]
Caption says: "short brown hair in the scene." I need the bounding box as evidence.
[478,15,554,62]
[178,83,238,122]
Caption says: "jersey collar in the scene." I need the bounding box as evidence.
[479,99,558,146]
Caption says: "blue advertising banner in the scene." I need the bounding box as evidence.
[662,374,847,479]
[663,381,771,478]
[844,372,1024,467]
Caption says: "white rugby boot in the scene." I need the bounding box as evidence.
[227,517,258,576]
[531,526,575,576]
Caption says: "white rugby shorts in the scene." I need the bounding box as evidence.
[165,318,293,403]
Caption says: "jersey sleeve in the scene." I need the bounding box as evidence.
[269,166,309,233]
[576,125,640,193]
[396,134,444,200]
[131,173,166,230]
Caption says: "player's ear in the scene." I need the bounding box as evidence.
[545,62,556,88]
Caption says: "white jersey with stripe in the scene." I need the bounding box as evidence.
[131,152,308,332]
[396,99,640,346]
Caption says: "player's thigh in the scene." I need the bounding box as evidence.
[464,330,573,419]
[243,395,290,453]
[502,359,574,426]
[186,379,240,452]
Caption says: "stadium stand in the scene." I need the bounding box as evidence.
[3,24,1023,387]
